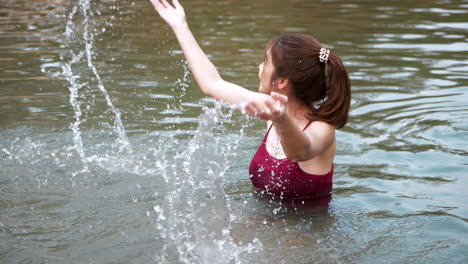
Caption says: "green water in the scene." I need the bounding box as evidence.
[1,0,467,263]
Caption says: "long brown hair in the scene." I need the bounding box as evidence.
[267,34,351,129]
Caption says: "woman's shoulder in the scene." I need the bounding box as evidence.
[307,120,334,130]
[305,120,335,139]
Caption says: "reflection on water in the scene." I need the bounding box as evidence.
[1,0,468,263]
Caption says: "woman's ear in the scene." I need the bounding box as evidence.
[276,78,289,90]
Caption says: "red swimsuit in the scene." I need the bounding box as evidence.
[249,122,333,199]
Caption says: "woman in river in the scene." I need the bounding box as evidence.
[149,0,351,199]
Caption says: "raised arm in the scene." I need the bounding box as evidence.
[149,0,333,161]
[149,0,267,107]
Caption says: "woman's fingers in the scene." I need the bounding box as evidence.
[244,94,288,120]
[266,94,287,118]
[160,0,170,8]
[270,91,288,104]
[245,101,267,119]
[150,0,161,11]
[150,0,170,13]
[245,101,261,115]
[173,0,182,9]
[245,104,256,117]
[262,98,277,115]
[150,0,186,28]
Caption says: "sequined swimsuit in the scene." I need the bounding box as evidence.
[249,122,333,199]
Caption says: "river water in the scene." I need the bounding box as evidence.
[1,0,467,263]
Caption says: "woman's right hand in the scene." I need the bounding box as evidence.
[244,92,288,121]
[149,0,187,30]
[148,0,264,110]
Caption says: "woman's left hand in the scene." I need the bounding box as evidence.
[244,92,288,121]
[149,0,187,30]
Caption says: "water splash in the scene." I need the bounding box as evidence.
[62,0,130,172]
[154,105,262,263]
[60,1,264,262]
[174,59,191,98]
[79,0,130,153]
[62,51,88,172]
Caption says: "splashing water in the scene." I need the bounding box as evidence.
[60,1,263,262]
[154,105,262,263]
[62,0,130,173]
[2,0,468,263]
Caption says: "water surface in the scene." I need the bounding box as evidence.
[1,0,467,263]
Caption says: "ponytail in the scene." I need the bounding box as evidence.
[308,52,351,129]
[268,34,351,128]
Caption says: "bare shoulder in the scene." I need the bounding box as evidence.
[307,121,335,131]
[304,121,335,144]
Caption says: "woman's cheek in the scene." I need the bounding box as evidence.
[258,63,264,79]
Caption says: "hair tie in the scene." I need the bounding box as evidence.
[319,48,330,63]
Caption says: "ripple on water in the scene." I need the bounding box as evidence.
[2,0,468,263]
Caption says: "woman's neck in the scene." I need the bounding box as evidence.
[284,91,311,125]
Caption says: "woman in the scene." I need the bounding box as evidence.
[149,0,351,199]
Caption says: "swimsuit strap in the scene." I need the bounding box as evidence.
[267,120,313,136]
[302,120,313,131]
[266,122,274,136]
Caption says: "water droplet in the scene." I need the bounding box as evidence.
[153,205,162,213]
